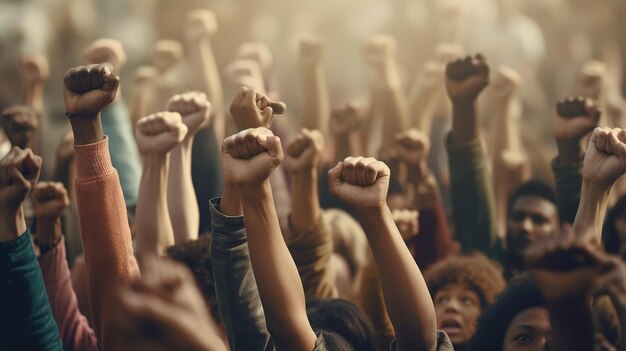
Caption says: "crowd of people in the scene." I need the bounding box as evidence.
[2,1,626,350]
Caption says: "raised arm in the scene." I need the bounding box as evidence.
[134,112,188,255]
[63,64,140,349]
[444,54,498,254]
[1,105,39,149]
[33,182,98,351]
[222,127,318,350]
[328,157,438,351]
[0,147,62,350]
[329,104,364,164]
[166,92,211,244]
[552,97,600,223]
[21,54,49,114]
[298,38,330,136]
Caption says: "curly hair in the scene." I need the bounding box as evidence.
[424,253,506,310]
[166,234,220,322]
[470,273,545,351]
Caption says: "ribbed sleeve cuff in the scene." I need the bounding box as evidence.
[74,136,116,181]
[445,134,486,176]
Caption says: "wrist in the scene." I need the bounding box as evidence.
[556,138,582,165]
[239,180,272,199]
[69,113,104,145]
[0,207,26,243]
[35,217,62,248]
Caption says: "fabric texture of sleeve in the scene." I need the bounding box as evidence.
[38,236,98,351]
[551,156,582,224]
[209,198,275,351]
[74,136,140,350]
[101,100,142,207]
[287,212,337,300]
[192,126,224,234]
[446,135,498,254]
[0,229,63,351]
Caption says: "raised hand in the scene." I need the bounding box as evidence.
[21,54,50,84]
[32,182,69,220]
[83,39,127,74]
[185,9,218,41]
[362,35,396,67]
[490,66,521,100]
[135,113,188,155]
[235,42,273,73]
[578,60,606,100]
[328,157,390,212]
[582,127,626,188]
[221,127,283,185]
[445,54,490,103]
[553,97,601,141]
[224,59,265,93]
[299,37,324,67]
[329,104,363,135]
[153,41,183,73]
[285,128,324,173]
[393,129,430,166]
[0,147,42,240]
[1,106,39,148]
[166,92,212,138]
[63,64,120,117]
[228,86,286,131]
[392,208,419,241]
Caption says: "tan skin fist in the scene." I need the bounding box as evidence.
[135,112,188,155]
[166,92,212,138]
[1,106,39,148]
[153,41,183,73]
[63,64,120,116]
[583,127,626,188]
[299,37,325,67]
[392,129,430,166]
[445,54,490,103]
[83,39,127,74]
[221,127,284,185]
[490,66,521,101]
[553,97,601,141]
[225,60,265,93]
[328,157,390,212]
[228,86,286,131]
[185,10,218,40]
[32,182,69,220]
[329,104,363,135]
[21,54,50,83]
[0,147,42,213]
[285,128,324,172]
[392,208,419,241]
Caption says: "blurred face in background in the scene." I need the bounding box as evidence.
[506,196,559,262]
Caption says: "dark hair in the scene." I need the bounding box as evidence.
[602,195,626,254]
[166,235,219,322]
[470,273,546,351]
[318,330,356,351]
[424,253,506,310]
[507,180,556,215]
[307,299,377,351]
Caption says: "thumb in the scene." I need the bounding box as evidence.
[102,66,120,95]
[327,162,344,195]
[257,135,283,161]
[261,106,273,127]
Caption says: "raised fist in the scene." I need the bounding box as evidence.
[434,43,464,65]
[392,208,419,241]
[83,39,127,73]
[21,54,50,83]
[135,112,188,155]
[134,66,157,86]
[583,127,626,188]
[578,60,606,100]
[553,97,601,141]
[285,128,324,172]
[1,106,39,148]
[153,41,183,73]
[415,61,445,89]
[445,54,490,103]
[363,35,396,66]
[328,157,390,212]
[490,66,521,100]
[236,42,273,73]
[185,9,218,40]
[228,86,286,131]
[329,103,363,135]
[392,129,430,166]
[166,92,212,137]
[0,147,42,213]
[299,37,325,66]
[63,64,120,117]
[224,60,265,93]
[32,182,70,220]
[221,127,283,185]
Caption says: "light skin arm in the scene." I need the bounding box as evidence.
[166,92,211,244]
[21,54,49,114]
[299,38,330,136]
[129,66,156,131]
[134,112,188,255]
[409,61,445,133]
[329,104,364,165]
[222,127,317,351]
[328,157,437,351]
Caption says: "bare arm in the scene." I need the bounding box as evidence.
[299,38,330,136]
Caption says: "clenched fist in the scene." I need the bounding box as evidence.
[299,37,325,67]
[1,106,39,148]
[0,147,42,213]
[393,129,430,166]
[63,64,120,117]
[228,86,286,131]
[166,92,212,138]
[185,9,218,40]
[583,127,626,188]
[83,39,127,74]
[392,208,419,241]
[445,54,490,103]
[329,104,363,135]
[135,113,188,155]
[328,157,390,212]
[221,127,283,185]
[553,97,601,141]
[32,182,69,220]
[285,128,324,172]
[21,54,50,84]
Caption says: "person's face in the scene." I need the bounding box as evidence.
[434,284,482,346]
[506,196,559,258]
[502,307,550,351]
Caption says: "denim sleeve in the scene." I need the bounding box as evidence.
[0,230,63,350]
[209,198,274,351]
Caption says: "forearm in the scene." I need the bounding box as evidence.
[410,82,442,133]
[300,65,329,136]
[552,156,583,224]
[241,181,316,350]
[333,132,362,165]
[547,299,594,351]
[572,181,610,242]
[23,82,45,113]
[358,206,437,351]
[135,155,175,255]
[195,38,225,141]
[450,100,479,146]
[35,217,63,251]
[381,83,410,150]
[167,138,199,243]
[0,207,26,242]
[289,170,320,232]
